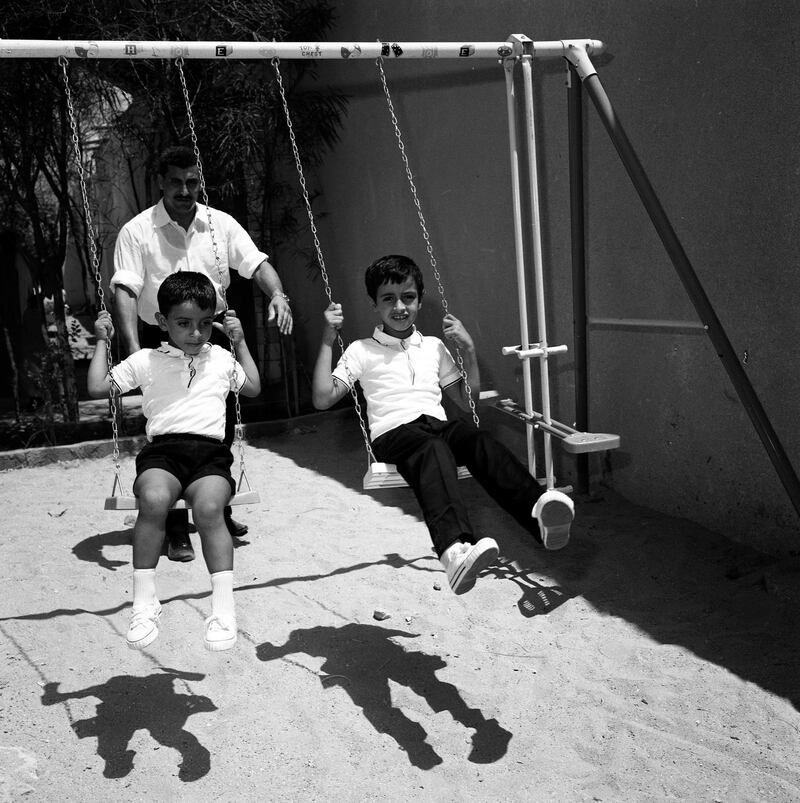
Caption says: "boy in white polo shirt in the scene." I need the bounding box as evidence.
[88,272,261,651]
[312,254,574,595]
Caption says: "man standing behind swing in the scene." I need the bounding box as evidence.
[110,145,293,561]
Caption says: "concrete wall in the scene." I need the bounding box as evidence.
[274,1,800,556]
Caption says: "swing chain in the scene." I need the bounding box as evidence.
[175,57,224,294]
[176,56,246,474]
[375,59,444,311]
[270,61,337,307]
[59,56,124,482]
[272,57,376,464]
[59,58,105,314]
[376,59,480,429]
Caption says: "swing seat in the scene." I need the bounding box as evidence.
[104,490,260,511]
[494,398,620,454]
[104,469,260,510]
[361,393,501,490]
[363,462,472,491]
[560,431,620,455]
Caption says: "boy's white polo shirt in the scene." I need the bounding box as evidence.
[332,326,461,440]
[110,343,246,441]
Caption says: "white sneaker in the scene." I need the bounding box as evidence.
[126,601,162,650]
[533,490,575,550]
[442,538,499,595]
[204,614,237,651]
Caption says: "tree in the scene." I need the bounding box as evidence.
[0,0,347,430]
[0,56,85,425]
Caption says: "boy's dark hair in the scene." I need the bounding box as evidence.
[364,255,425,301]
[157,272,216,315]
[157,145,198,176]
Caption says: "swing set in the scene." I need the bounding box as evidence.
[6,36,800,517]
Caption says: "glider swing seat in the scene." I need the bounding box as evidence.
[494,35,619,490]
[493,396,620,456]
[60,56,259,511]
[274,56,480,492]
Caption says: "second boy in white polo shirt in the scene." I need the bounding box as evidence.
[312,254,575,596]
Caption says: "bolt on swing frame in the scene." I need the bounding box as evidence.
[9,35,797,515]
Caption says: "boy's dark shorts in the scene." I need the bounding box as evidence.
[135,434,236,495]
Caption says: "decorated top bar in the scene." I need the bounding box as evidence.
[0,39,604,61]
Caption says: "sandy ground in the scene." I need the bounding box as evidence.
[1,410,799,802]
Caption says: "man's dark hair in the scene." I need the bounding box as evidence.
[157,145,198,176]
[157,271,216,314]
[364,255,425,301]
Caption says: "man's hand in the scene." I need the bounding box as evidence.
[268,294,293,336]
[253,262,293,336]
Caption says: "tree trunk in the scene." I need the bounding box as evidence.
[2,326,21,422]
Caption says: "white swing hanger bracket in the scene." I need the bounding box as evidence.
[501,343,569,360]
[505,34,534,61]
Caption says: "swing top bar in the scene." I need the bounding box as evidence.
[0,38,604,61]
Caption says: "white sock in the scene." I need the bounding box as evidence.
[210,570,236,620]
[132,568,157,609]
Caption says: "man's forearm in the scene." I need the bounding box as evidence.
[113,286,141,354]
[253,260,286,298]
[253,260,293,335]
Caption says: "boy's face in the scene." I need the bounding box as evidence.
[159,164,201,220]
[372,277,421,339]
[155,300,215,355]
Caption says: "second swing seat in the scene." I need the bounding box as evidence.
[363,462,472,491]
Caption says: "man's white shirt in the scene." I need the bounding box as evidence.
[110,199,267,324]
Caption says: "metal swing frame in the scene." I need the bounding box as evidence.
[43,36,622,499]
[58,56,259,511]
[22,35,797,513]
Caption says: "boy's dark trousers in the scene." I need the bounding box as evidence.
[371,415,543,556]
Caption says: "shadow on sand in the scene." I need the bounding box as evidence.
[41,668,215,782]
[257,622,512,768]
[255,411,800,712]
